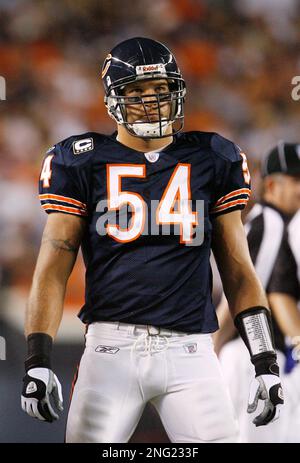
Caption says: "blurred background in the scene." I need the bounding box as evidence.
[0,0,300,442]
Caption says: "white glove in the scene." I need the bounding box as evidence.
[247,374,284,427]
[21,367,63,422]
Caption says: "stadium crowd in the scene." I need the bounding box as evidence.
[0,0,299,309]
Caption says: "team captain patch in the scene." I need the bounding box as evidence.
[73,137,94,154]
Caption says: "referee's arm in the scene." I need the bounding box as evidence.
[268,235,300,339]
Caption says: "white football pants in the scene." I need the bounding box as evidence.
[66,321,239,443]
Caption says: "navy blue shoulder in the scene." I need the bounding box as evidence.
[179,131,241,163]
[210,133,241,163]
[52,132,109,167]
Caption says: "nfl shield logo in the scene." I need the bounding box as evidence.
[184,343,197,353]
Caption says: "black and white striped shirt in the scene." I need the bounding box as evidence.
[245,201,292,352]
[268,209,300,301]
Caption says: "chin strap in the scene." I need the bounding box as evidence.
[128,119,172,138]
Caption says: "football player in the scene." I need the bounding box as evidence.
[21,37,283,443]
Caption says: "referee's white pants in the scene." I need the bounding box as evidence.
[66,321,238,443]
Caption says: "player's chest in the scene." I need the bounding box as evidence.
[88,153,214,245]
[90,152,215,207]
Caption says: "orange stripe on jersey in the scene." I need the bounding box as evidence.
[211,198,248,213]
[215,188,251,207]
[41,203,88,216]
[39,194,87,210]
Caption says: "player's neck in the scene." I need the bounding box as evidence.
[116,125,173,153]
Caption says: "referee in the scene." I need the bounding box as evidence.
[268,208,300,442]
[215,142,300,442]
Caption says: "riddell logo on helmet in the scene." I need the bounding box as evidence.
[136,63,166,75]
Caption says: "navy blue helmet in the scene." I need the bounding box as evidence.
[101,37,186,138]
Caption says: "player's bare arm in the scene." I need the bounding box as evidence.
[211,209,266,355]
[212,210,268,315]
[212,210,283,426]
[25,212,86,338]
[22,212,86,422]
[212,211,268,357]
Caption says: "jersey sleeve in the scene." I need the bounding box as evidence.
[38,139,91,217]
[210,134,251,217]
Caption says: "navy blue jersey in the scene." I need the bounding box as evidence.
[39,131,250,333]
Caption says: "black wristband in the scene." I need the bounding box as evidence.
[254,357,279,377]
[25,332,53,372]
[234,306,278,376]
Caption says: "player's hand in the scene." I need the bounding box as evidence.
[21,367,63,422]
[247,374,284,426]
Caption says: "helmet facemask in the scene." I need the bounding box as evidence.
[105,77,186,139]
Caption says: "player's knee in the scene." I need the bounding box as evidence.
[67,389,111,442]
[200,416,239,443]
[66,388,136,443]
[170,423,239,444]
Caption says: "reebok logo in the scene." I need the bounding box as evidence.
[26,381,37,394]
[95,345,120,354]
